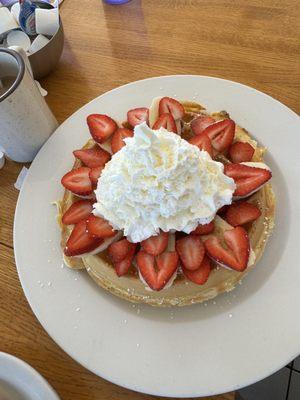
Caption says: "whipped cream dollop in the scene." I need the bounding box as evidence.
[93,123,235,243]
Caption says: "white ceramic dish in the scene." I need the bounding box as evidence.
[14,75,300,397]
[0,352,59,400]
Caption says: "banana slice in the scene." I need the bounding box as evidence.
[98,139,112,155]
[148,96,162,128]
[63,253,85,270]
[167,232,176,251]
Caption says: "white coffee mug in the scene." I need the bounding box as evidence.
[0,46,58,162]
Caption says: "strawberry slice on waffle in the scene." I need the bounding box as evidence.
[224,163,272,198]
[204,227,250,271]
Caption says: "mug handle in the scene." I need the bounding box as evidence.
[8,45,47,97]
[8,45,34,78]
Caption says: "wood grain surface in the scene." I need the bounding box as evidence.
[0,0,299,399]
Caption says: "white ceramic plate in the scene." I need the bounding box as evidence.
[0,352,59,400]
[14,76,300,397]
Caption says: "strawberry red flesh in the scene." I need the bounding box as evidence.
[156,251,178,271]
[108,238,136,263]
[87,114,118,143]
[141,231,169,256]
[182,255,211,285]
[89,165,104,187]
[202,119,235,152]
[61,167,93,196]
[111,128,133,154]
[158,97,185,120]
[73,147,111,168]
[217,205,230,216]
[224,227,250,267]
[127,107,149,127]
[176,235,205,271]
[136,250,178,291]
[86,214,116,238]
[224,163,272,197]
[229,141,255,163]
[204,226,250,271]
[225,202,261,226]
[136,251,156,289]
[190,116,215,135]
[155,251,179,289]
[114,245,136,277]
[191,221,215,235]
[152,113,177,133]
[189,134,213,157]
[64,220,103,257]
[62,200,94,225]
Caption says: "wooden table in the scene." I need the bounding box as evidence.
[0,0,299,399]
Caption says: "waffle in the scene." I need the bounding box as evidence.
[56,100,275,306]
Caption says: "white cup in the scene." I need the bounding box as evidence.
[35,8,60,36]
[28,34,50,54]
[0,46,58,162]
[10,2,21,23]
[6,30,31,52]
[0,7,18,36]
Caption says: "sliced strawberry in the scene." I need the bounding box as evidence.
[204,227,250,271]
[127,107,149,127]
[114,246,136,277]
[202,119,235,153]
[62,200,94,225]
[155,251,179,289]
[158,97,185,120]
[156,251,178,270]
[108,238,135,263]
[73,147,110,168]
[136,251,156,288]
[182,255,211,285]
[191,221,215,235]
[189,134,213,157]
[225,202,261,226]
[224,163,272,197]
[152,113,177,133]
[228,142,255,163]
[61,167,93,196]
[111,128,133,154]
[217,205,230,216]
[89,165,104,187]
[86,214,116,238]
[89,193,97,202]
[176,235,205,271]
[87,114,118,143]
[136,250,178,291]
[190,116,215,135]
[141,231,169,256]
[64,220,103,257]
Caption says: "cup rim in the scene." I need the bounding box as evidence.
[0,48,25,103]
